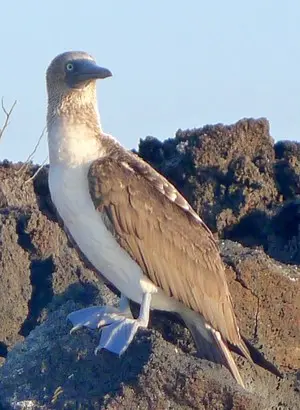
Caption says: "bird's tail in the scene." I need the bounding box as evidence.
[180,309,246,388]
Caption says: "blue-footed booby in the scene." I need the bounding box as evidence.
[46,51,276,389]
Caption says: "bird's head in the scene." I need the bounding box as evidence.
[46,51,112,117]
[46,52,112,163]
[46,51,112,92]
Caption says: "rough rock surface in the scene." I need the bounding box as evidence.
[0,118,299,409]
[139,118,300,264]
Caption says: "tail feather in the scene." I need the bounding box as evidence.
[234,335,254,364]
[208,325,245,388]
[180,310,246,388]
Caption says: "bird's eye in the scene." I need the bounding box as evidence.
[66,63,74,71]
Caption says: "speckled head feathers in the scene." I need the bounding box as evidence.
[46,51,112,129]
[46,51,112,91]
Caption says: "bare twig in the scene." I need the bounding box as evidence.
[18,126,47,174]
[0,98,17,140]
[25,156,48,184]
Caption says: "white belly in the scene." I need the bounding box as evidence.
[49,164,169,308]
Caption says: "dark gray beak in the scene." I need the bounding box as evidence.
[75,60,112,81]
[68,60,112,88]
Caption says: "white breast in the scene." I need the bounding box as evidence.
[49,163,164,305]
[47,119,175,311]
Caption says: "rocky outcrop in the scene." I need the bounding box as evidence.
[139,118,300,264]
[0,119,299,409]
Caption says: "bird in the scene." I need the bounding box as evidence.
[45,51,268,389]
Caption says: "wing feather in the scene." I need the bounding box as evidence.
[88,152,243,348]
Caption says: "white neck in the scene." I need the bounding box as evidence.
[47,117,103,168]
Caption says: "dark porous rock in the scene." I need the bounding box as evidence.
[0,118,300,409]
[0,299,266,410]
[0,210,31,352]
[0,248,299,409]
[267,200,300,264]
[274,140,300,198]
[139,118,278,236]
[139,119,300,265]
[221,241,300,373]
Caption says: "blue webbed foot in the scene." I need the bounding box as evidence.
[68,293,151,356]
[95,316,146,356]
[67,293,132,333]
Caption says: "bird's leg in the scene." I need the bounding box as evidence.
[95,292,152,356]
[68,293,133,333]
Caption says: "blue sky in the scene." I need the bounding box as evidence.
[0,1,300,163]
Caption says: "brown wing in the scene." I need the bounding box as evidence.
[88,152,242,347]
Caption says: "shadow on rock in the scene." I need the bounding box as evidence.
[0,284,152,409]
